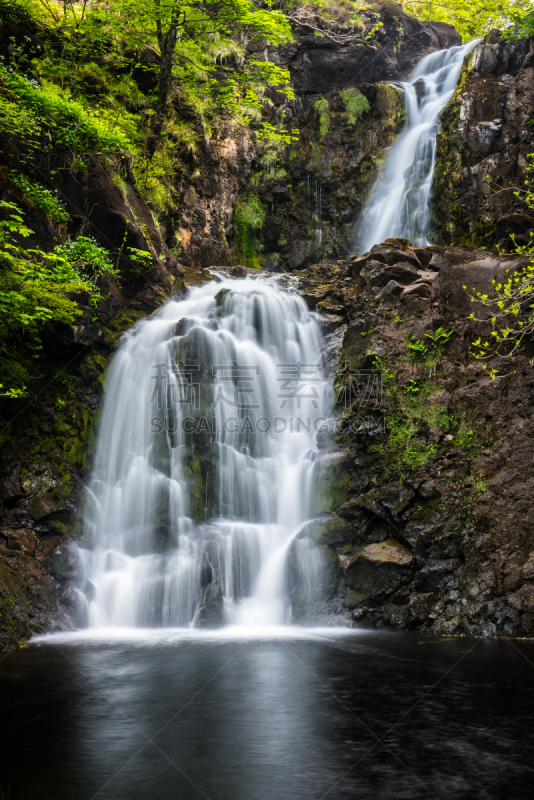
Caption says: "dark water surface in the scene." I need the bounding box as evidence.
[1,629,533,799]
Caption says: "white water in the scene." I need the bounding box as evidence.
[358,39,480,252]
[77,274,330,630]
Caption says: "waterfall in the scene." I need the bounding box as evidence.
[78,275,330,629]
[358,39,480,252]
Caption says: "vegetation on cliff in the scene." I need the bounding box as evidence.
[402,0,534,40]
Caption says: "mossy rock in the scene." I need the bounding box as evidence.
[298,515,353,547]
[311,453,352,515]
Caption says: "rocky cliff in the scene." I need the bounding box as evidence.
[290,239,534,636]
[432,31,534,248]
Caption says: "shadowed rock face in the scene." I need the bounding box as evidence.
[432,31,534,248]
[270,14,460,94]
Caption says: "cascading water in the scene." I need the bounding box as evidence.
[358,39,480,252]
[78,274,330,630]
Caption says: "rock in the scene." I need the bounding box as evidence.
[197,582,224,628]
[432,36,532,247]
[355,484,415,525]
[369,246,422,270]
[437,250,527,315]
[45,540,79,584]
[346,539,414,600]
[5,528,37,555]
[418,480,441,500]
[376,280,404,305]
[401,282,435,301]
[411,247,433,268]
[269,13,461,96]
[298,515,354,548]
[214,288,231,307]
[365,263,420,288]
[416,270,439,283]
[413,559,461,593]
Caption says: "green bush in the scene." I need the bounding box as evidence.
[313,97,330,137]
[0,64,132,153]
[340,89,370,126]
[8,171,69,224]
[237,196,267,230]
[0,203,118,396]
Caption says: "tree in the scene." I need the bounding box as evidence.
[401,0,534,40]
[110,0,293,159]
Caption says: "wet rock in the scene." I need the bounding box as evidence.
[346,539,414,601]
[433,36,532,247]
[214,288,231,307]
[5,528,37,555]
[197,582,224,628]
[298,515,354,548]
[418,480,441,500]
[355,484,415,525]
[45,540,79,584]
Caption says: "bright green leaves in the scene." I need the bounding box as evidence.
[8,171,69,225]
[0,64,132,153]
[0,202,116,389]
[404,0,534,41]
[339,88,369,126]
[313,96,330,137]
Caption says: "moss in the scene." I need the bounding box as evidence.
[102,309,145,347]
[311,456,352,515]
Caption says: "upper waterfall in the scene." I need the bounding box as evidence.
[357,39,480,252]
[78,274,330,630]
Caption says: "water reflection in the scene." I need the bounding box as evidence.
[1,632,533,799]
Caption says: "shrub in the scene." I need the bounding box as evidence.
[313,97,330,137]
[340,89,370,125]
[0,64,132,153]
[237,196,267,230]
[8,171,69,224]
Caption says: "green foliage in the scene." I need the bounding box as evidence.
[472,472,486,495]
[234,196,266,269]
[0,64,132,153]
[8,171,69,224]
[424,326,454,348]
[368,359,458,481]
[0,201,117,394]
[404,0,534,40]
[466,154,534,359]
[43,236,118,285]
[505,9,534,38]
[406,335,427,359]
[236,196,267,231]
[313,97,330,137]
[126,246,154,277]
[339,89,369,125]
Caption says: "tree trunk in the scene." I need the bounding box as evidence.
[145,22,179,161]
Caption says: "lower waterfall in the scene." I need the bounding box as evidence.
[358,38,480,252]
[78,274,330,629]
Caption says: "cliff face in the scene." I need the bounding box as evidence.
[432,32,534,248]
[291,242,534,636]
[176,5,461,270]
